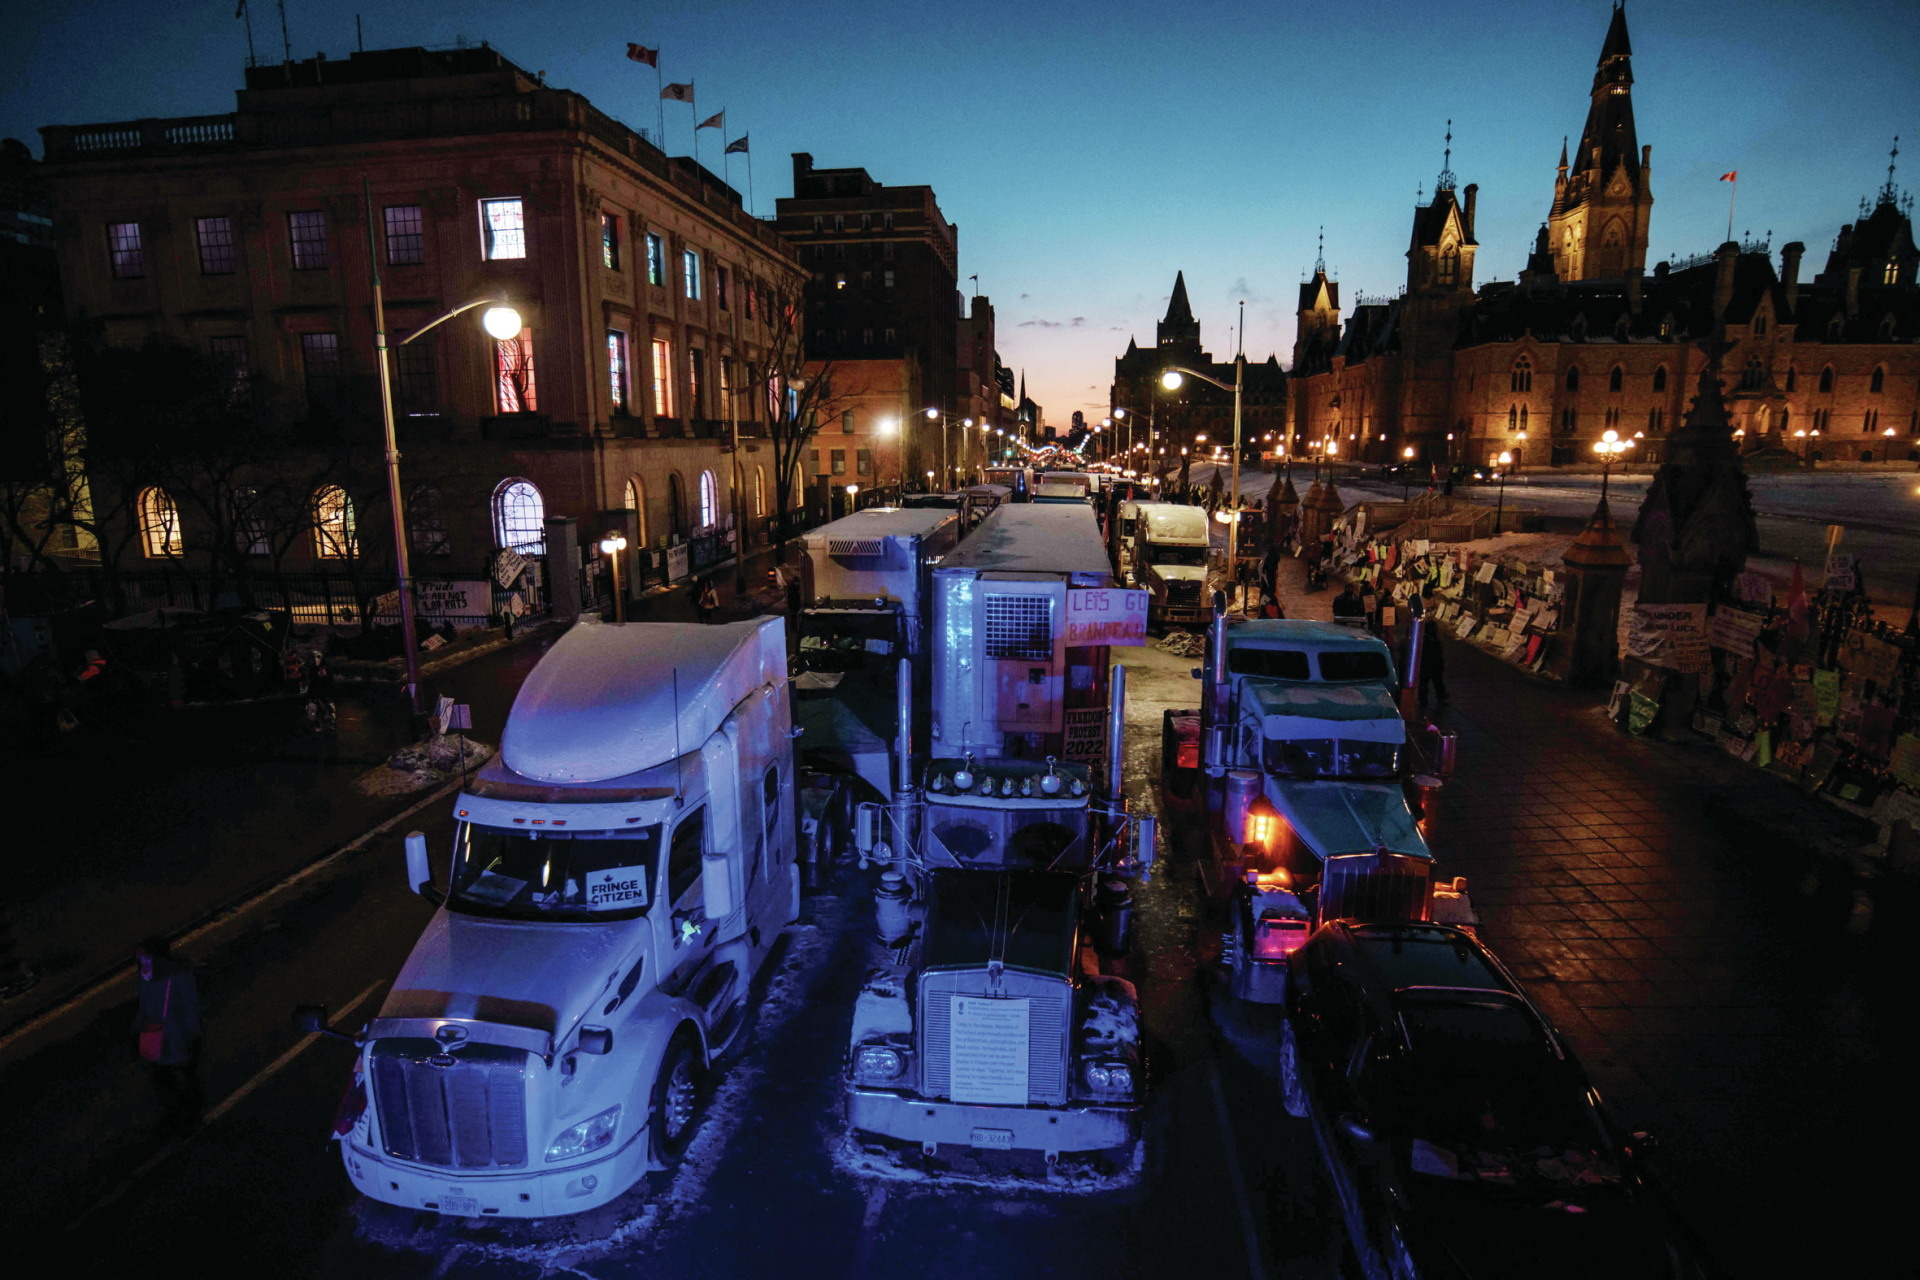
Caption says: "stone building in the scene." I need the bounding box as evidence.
[1287,4,1919,471]
[1111,271,1287,476]
[38,43,803,592]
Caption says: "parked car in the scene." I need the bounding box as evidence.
[1278,921,1707,1280]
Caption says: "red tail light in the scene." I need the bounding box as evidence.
[1176,742,1199,769]
[1253,918,1308,960]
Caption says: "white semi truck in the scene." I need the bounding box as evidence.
[1132,503,1212,632]
[314,617,799,1218]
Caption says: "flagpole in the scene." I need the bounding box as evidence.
[655,63,664,150]
[691,81,698,168]
[1727,175,1736,243]
[240,2,257,66]
[747,142,755,218]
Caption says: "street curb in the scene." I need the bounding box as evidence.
[0,762,485,1057]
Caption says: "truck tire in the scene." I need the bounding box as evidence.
[1279,1018,1308,1120]
[648,1032,705,1166]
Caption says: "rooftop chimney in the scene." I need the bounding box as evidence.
[1780,242,1805,314]
[1462,183,1478,240]
[1713,242,1738,322]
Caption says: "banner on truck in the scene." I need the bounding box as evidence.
[1063,588,1149,646]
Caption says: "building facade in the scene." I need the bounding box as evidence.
[38,44,804,591]
[1112,271,1287,477]
[1287,5,1919,471]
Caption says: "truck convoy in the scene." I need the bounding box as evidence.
[322,617,800,1218]
[1132,503,1212,632]
[1162,599,1466,1003]
[837,501,1156,1173]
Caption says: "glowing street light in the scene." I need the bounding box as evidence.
[1591,428,1633,504]
[1495,451,1513,535]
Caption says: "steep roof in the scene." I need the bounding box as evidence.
[1164,270,1195,326]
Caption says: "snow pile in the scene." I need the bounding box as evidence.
[832,1132,1143,1194]
[1078,978,1140,1055]
[1156,631,1207,658]
[355,738,493,797]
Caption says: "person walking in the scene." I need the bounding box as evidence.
[697,578,720,624]
[1418,586,1450,705]
[1332,581,1366,624]
[132,937,202,1136]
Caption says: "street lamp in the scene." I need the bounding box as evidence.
[1161,339,1248,572]
[598,534,627,624]
[845,483,859,512]
[1495,451,1512,535]
[1401,445,1415,500]
[364,179,519,725]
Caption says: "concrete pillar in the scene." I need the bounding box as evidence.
[1547,501,1630,688]
[545,515,581,625]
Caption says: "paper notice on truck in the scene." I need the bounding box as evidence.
[584,867,650,910]
[1064,589,1149,647]
[949,996,1029,1106]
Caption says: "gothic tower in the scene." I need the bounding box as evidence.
[1548,3,1655,281]
[1294,234,1342,369]
[1157,270,1202,351]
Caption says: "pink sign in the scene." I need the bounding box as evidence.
[1064,589,1149,647]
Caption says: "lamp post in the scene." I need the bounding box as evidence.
[845,483,859,512]
[599,534,627,623]
[364,179,519,725]
[1494,451,1512,535]
[1162,347,1246,573]
[1591,428,1631,504]
[1401,445,1415,500]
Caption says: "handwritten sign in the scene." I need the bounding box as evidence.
[494,548,527,587]
[667,543,690,581]
[1064,589,1149,647]
[1063,708,1107,782]
[584,866,650,910]
[1627,603,1708,672]
[1475,560,1497,584]
[1823,554,1855,592]
[374,580,494,628]
[949,996,1029,1105]
[1708,607,1765,657]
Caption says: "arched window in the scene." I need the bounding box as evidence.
[668,472,686,537]
[1871,366,1886,393]
[1742,359,1763,390]
[1659,314,1675,340]
[1507,405,1518,431]
[313,485,356,560]
[1511,358,1531,393]
[624,476,648,547]
[1519,405,1528,432]
[1565,366,1580,392]
[1608,366,1623,393]
[1653,366,1668,393]
[139,486,182,558]
[698,470,718,529]
[1818,366,1834,393]
[753,466,766,517]
[1601,220,1623,248]
[1436,245,1458,286]
[410,484,450,556]
[1888,260,1901,286]
[1754,312,1768,336]
[1784,366,1795,392]
[492,478,545,554]
[1780,408,1790,434]
[1828,316,1844,340]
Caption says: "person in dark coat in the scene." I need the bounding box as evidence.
[689,579,711,624]
[1418,585,1449,705]
[1332,582,1366,623]
[132,937,202,1134]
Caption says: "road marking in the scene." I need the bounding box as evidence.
[1208,1059,1270,1280]
[1,771,475,1058]
[64,978,384,1233]
[848,1183,889,1280]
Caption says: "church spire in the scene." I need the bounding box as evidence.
[1315,226,1325,275]
[1436,119,1456,193]
[1157,270,1201,348]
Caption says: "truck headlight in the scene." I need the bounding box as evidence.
[852,1044,905,1084]
[1083,1062,1133,1097]
[543,1105,621,1163]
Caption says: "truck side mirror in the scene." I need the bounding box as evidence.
[1130,814,1157,876]
[854,802,879,854]
[291,1003,354,1042]
[702,850,736,921]
[405,830,433,898]
[577,1027,613,1055]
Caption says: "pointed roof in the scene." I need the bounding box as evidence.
[1576,3,1640,180]
[1599,3,1632,61]
[1164,271,1195,326]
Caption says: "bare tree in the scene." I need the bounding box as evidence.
[750,278,865,564]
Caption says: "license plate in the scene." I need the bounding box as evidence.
[437,1192,479,1217]
[970,1128,1015,1149]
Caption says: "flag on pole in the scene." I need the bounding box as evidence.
[725,134,749,155]
[236,0,247,16]
[661,83,693,102]
[1720,170,1737,182]
[625,43,658,66]
[697,110,725,131]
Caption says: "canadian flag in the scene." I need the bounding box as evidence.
[1720,170,1737,182]
[625,43,658,67]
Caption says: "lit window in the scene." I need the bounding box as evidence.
[492,478,546,554]
[684,249,702,299]
[857,449,872,476]
[313,485,357,559]
[625,477,648,547]
[410,484,451,557]
[288,211,329,270]
[689,348,706,417]
[652,338,673,417]
[608,329,629,413]
[195,217,236,274]
[753,466,765,516]
[107,222,145,278]
[384,205,425,265]
[495,329,537,413]
[601,212,621,270]
[139,486,181,557]
[831,449,846,476]
[884,270,895,289]
[646,233,665,286]
[481,198,526,260]
[698,470,718,528]
[745,280,758,319]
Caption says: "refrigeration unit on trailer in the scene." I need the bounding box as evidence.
[1161,600,1468,1003]
[308,617,800,1218]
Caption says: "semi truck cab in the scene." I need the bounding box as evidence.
[1133,504,1211,631]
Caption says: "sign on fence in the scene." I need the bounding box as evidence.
[1064,589,1149,647]
[666,544,690,582]
[495,549,527,587]
[374,580,493,629]
[1707,607,1764,657]
[1627,603,1708,672]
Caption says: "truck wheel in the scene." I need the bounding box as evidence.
[1279,1019,1308,1120]
[649,1034,705,1165]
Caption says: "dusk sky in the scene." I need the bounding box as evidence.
[6,0,1917,427]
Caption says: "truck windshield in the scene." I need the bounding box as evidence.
[451,822,662,922]
[926,804,1088,869]
[1151,544,1207,567]
[1263,737,1400,779]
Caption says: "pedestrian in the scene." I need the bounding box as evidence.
[695,578,719,624]
[1418,586,1450,705]
[132,937,202,1136]
[1262,544,1283,603]
[688,578,708,623]
[1332,581,1366,623]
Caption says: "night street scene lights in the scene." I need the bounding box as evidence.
[1592,427,1633,503]
[1162,309,1249,578]
[1494,451,1513,535]
[597,534,627,623]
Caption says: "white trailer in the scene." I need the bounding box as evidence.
[320,617,799,1218]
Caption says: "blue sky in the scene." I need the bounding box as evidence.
[5,0,1916,426]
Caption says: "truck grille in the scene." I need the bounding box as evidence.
[919,970,1071,1105]
[1164,579,1200,603]
[371,1040,530,1169]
